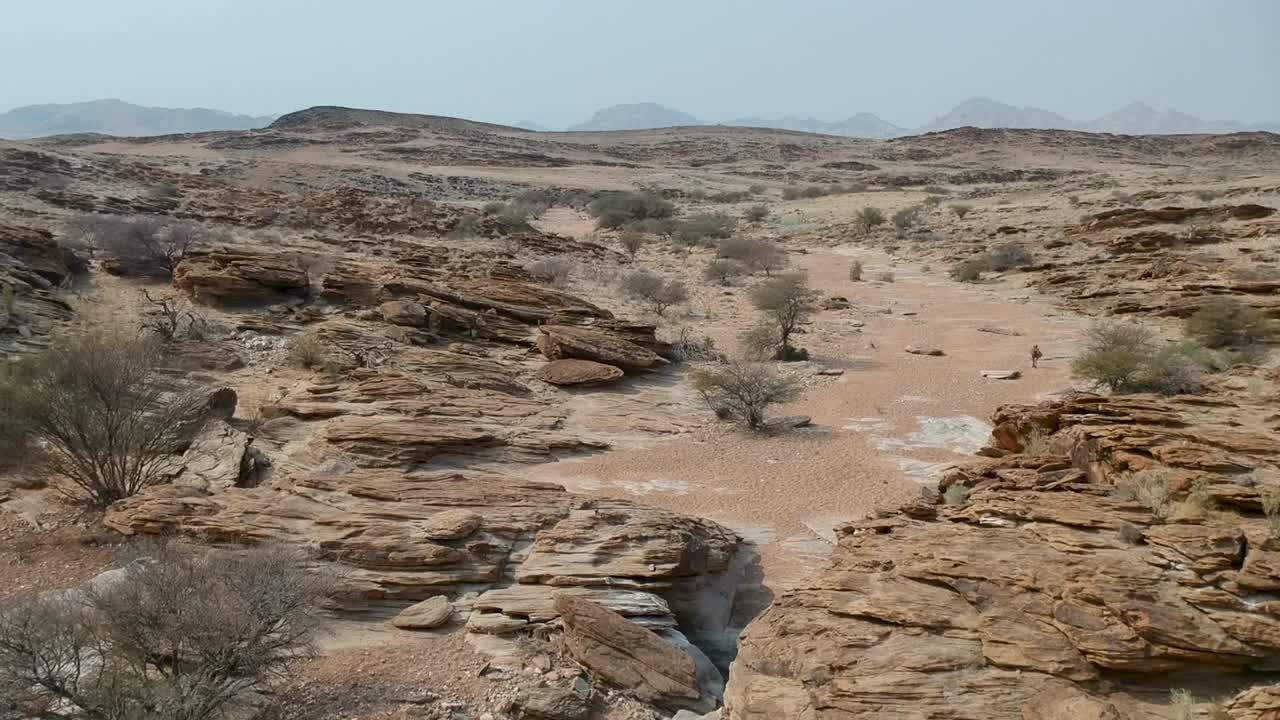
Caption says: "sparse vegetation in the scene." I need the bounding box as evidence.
[1179,478,1215,518]
[717,237,786,275]
[1184,298,1276,349]
[1261,486,1280,538]
[854,207,886,233]
[950,256,989,282]
[892,205,923,232]
[3,330,212,507]
[745,204,770,223]
[748,184,766,195]
[921,194,944,209]
[1194,190,1221,203]
[72,215,209,278]
[673,213,736,247]
[877,270,895,283]
[704,259,748,285]
[943,484,970,506]
[1117,522,1145,545]
[1169,689,1196,720]
[848,260,863,282]
[618,230,646,259]
[529,256,576,287]
[1111,470,1172,519]
[621,270,689,316]
[747,273,819,360]
[692,361,801,430]
[0,543,329,720]
[987,243,1035,271]
[449,215,483,240]
[664,326,722,362]
[1021,428,1053,455]
[288,330,339,371]
[589,192,675,230]
[949,203,973,219]
[1071,322,1205,395]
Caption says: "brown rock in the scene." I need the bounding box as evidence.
[905,344,945,356]
[514,687,591,720]
[174,251,309,305]
[537,325,668,372]
[554,595,708,713]
[535,359,625,386]
[379,299,428,327]
[390,595,452,630]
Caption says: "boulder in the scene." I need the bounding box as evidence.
[379,299,428,327]
[513,687,591,720]
[390,595,452,630]
[174,251,309,305]
[536,325,668,372]
[535,359,625,386]
[554,595,711,713]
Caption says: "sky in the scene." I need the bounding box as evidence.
[2,0,1277,128]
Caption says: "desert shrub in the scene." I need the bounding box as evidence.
[1169,689,1196,720]
[892,205,923,231]
[673,213,736,247]
[923,185,950,195]
[482,201,506,215]
[781,185,803,200]
[664,326,723,362]
[621,270,689,316]
[77,215,206,278]
[1067,195,1081,208]
[854,207,886,233]
[0,543,329,720]
[1071,322,1204,395]
[1184,298,1276,349]
[1179,478,1215,518]
[692,361,801,429]
[1021,428,1053,455]
[717,237,786,275]
[877,270,895,283]
[1117,522,1145,545]
[801,185,827,199]
[529,256,576,287]
[748,184,766,195]
[1111,470,1172,519]
[951,256,990,282]
[0,370,30,472]
[618,230,646,259]
[949,203,973,219]
[139,289,218,342]
[848,260,863,282]
[749,273,819,360]
[622,217,677,236]
[921,194,944,209]
[589,192,675,230]
[708,190,751,203]
[1194,190,1221,203]
[449,215,483,240]
[3,330,212,507]
[495,204,534,231]
[147,181,182,200]
[987,243,1034,271]
[745,204,770,223]
[943,484,970,507]
[288,330,338,370]
[514,188,557,211]
[1263,487,1280,538]
[704,259,748,285]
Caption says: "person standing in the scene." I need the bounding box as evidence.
[1030,344,1043,368]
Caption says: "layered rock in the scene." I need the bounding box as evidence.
[725,370,1280,719]
[0,223,82,352]
[174,250,310,304]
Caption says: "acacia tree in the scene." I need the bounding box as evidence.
[0,544,329,720]
[747,273,820,360]
[7,330,212,507]
[692,361,801,429]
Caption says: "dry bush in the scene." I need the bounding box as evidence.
[949,203,973,219]
[1262,487,1280,538]
[139,289,220,342]
[704,259,747,285]
[618,230,646,259]
[748,184,766,195]
[664,326,722,362]
[950,255,990,283]
[748,273,819,360]
[943,484,970,506]
[1111,470,1172,519]
[1117,522,1145,545]
[854,207,886,233]
[1021,428,1053,455]
[449,215,483,240]
[1184,298,1276,349]
[75,215,209,278]
[1194,190,1221,203]
[529,256,576,288]
[4,330,212,507]
[288,330,339,371]
[848,260,863,282]
[0,543,329,720]
[745,204,770,223]
[621,270,689,316]
[717,237,786,275]
[673,213,736,247]
[692,361,801,429]
[921,194,944,209]
[622,217,677,236]
[923,185,950,195]
[877,270,895,283]
[707,189,751,203]
[589,192,675,230]
[1071,322,1203,395]
[891,205,923,232]
[988,243,1034,271]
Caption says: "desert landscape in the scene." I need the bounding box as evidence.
[2,100,1280,720]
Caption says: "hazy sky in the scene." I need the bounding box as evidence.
[3,0,1277,127]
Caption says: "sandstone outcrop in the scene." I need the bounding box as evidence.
[174,250,310,304]
[535,359,625,386]
[725,370,1280,719]
[537,325,670,372]
[0,223,82,353]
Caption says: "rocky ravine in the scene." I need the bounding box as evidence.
[724,368,1280,719]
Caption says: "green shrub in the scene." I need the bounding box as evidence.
[717,237,786,275]
[749,273,819,360]
[1072,323,1206,395]
[1184,298,1276,349]
[854,207,886,233]
[692,361,801,430]
[589,192,675,230]
[623,217,676,236]
[673,213,737,247]
[704,259,748,285]
[621,270,689,316]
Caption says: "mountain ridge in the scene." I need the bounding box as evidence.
[0,99,275,139]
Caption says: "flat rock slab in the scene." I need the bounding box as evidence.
[515,687,591,720]
[905,345,945,356]
[391,595,453,630]
[980,370,1022,380]
[536,359,625,386]
[765,415,812,431]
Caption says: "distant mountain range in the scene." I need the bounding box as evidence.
[0,99,275,139]
[567,98,1280,137]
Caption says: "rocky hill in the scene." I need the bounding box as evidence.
[567,102,703,132]
[0,98,274,139]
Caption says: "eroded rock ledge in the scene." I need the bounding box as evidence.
[725,368,1280,719]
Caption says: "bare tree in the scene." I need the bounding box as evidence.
[6,330,213,507]
[692,361,801,429]
[618,230,646,260]
[76,216,210,278]
[716,237,785,275]
[0,543,329,720]
[621,270,689,316]
[748,273,819,360]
